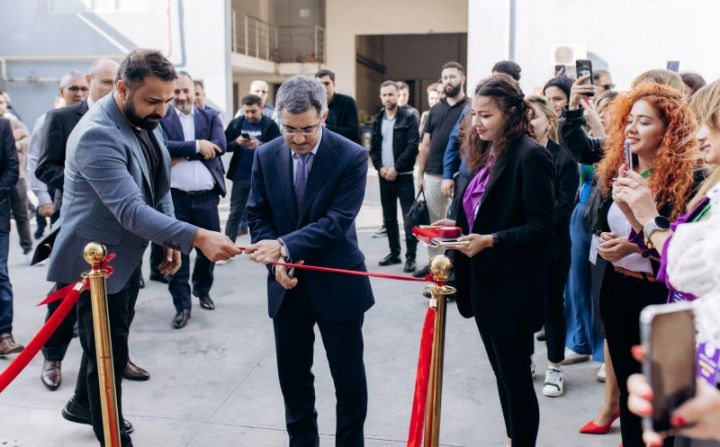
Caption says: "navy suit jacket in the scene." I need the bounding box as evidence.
[160,107,227,196]
[247,129,374,322]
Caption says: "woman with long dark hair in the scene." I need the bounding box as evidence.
[434,75,555,446]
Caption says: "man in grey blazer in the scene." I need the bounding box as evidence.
[45,49,241,446]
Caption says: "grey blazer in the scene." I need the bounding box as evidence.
[46,94,197,294]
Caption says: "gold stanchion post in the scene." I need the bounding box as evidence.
[423,255,455,447]
[84,242,122,447]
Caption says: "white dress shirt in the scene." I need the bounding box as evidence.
[170,106,215,192]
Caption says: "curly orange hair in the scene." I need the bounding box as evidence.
[596,83,698,221]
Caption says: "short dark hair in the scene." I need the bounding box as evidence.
[193,79,205,89]
[396,81,409,91]
[441,61,465,75]
[380,80,398,90]
[118,49,177,90]
[492,60,522,81]
[315,69,335,82]
[543,76,574,101]
[241,94,263,107]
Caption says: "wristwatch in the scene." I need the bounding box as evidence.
[643,215,670,248]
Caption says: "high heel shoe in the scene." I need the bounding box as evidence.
[579,411,621,434]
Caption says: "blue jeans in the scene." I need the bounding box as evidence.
[0,230,14,334]
[564,202,604,361]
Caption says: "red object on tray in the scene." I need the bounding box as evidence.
[411,225,462,245]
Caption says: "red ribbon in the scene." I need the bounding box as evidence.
[407,307,436,447]
[0,253,116,393]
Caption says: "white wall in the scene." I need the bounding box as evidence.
[325,0,468,96]
[470,0,720,94]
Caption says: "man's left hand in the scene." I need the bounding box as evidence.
[384,167,398,181]
[158,247,182,276]
[248,239,282,264]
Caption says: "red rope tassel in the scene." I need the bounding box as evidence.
[407,306,437,447]
[0,282,85,392]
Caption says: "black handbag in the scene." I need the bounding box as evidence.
[407,188,430,227]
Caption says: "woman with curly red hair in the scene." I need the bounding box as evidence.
[593,83,698,447]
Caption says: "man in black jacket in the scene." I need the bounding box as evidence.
[369,81,419,272]
[0,117,22,357]
[224,94,280,243]
[315,69,360,143]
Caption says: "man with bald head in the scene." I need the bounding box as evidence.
[234,79,278,122]
[36,59,152,394]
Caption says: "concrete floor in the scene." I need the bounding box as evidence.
[0,169,621,446]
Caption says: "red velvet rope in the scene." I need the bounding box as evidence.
[407,307,437,447]
[0,254,115,392]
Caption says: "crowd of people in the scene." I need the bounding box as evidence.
[0,48,719,447]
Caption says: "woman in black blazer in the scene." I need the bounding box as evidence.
[434,75,555,446]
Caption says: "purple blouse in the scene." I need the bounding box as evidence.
[462,161,495,230]
[629,196,710,302]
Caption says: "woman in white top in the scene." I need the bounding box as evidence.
[592,83,699,447]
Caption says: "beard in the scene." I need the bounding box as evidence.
[125,92,162,130]
[444,83,462,98]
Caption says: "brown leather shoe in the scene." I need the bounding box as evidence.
[0,333,24,357]
[122,359,150,381]
[41,360,62,390]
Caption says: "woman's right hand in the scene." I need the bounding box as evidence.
[569,75,597,110]
[431,219,456,227]
[628,346,720,444]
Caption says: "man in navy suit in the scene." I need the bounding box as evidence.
[247,76,374,447]
[159,71,227,329]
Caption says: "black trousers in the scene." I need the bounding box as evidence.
[273,282,367,447]
[41,289,78,362]
[224,180,251,243]
[10,178,32,254]
[168,189,220,312]
[544,250,571,364]
[600,267,673,447]
[74,267,140,447]
[379,175,417,260]
[476,319,539,446]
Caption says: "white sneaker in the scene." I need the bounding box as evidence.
[543,367,564,397]
[596,363,606,382]
[530,356,536,378]
[561,347,591,365]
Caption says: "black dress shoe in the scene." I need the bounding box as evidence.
[62,398,134,434]
[403,258,417,273]
[172,309,191,329]
[198,294,215,310]
[378,254,402,266]
[149,272,169,284]
[41,360,62,390]
[123,359,150,381]
[412,265,430,278]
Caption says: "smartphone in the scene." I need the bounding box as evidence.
[640,302,696,434]
[240,132,250,139]
[575,59,594,96]
[624,140,634,171]
[666,61,680,72]
[554,64,567,78]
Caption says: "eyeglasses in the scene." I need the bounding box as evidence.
[281,122,322,136]
[67,86,89,92]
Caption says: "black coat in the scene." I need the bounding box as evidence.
[560,107,605,164]
[0,118,18,232]
[368,106,419,174]
[36,100,89,190]
[326,93,360,143]
[547,139,580,258]
[452,135,556,337]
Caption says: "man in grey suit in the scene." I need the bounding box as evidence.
[45,49,241,446]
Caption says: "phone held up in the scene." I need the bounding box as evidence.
[554,64,567,78]
[240,132,251,139]
[624,140,634,172]
[575,59,594,96]
[666,61,680,73]
[640,302,697,435]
